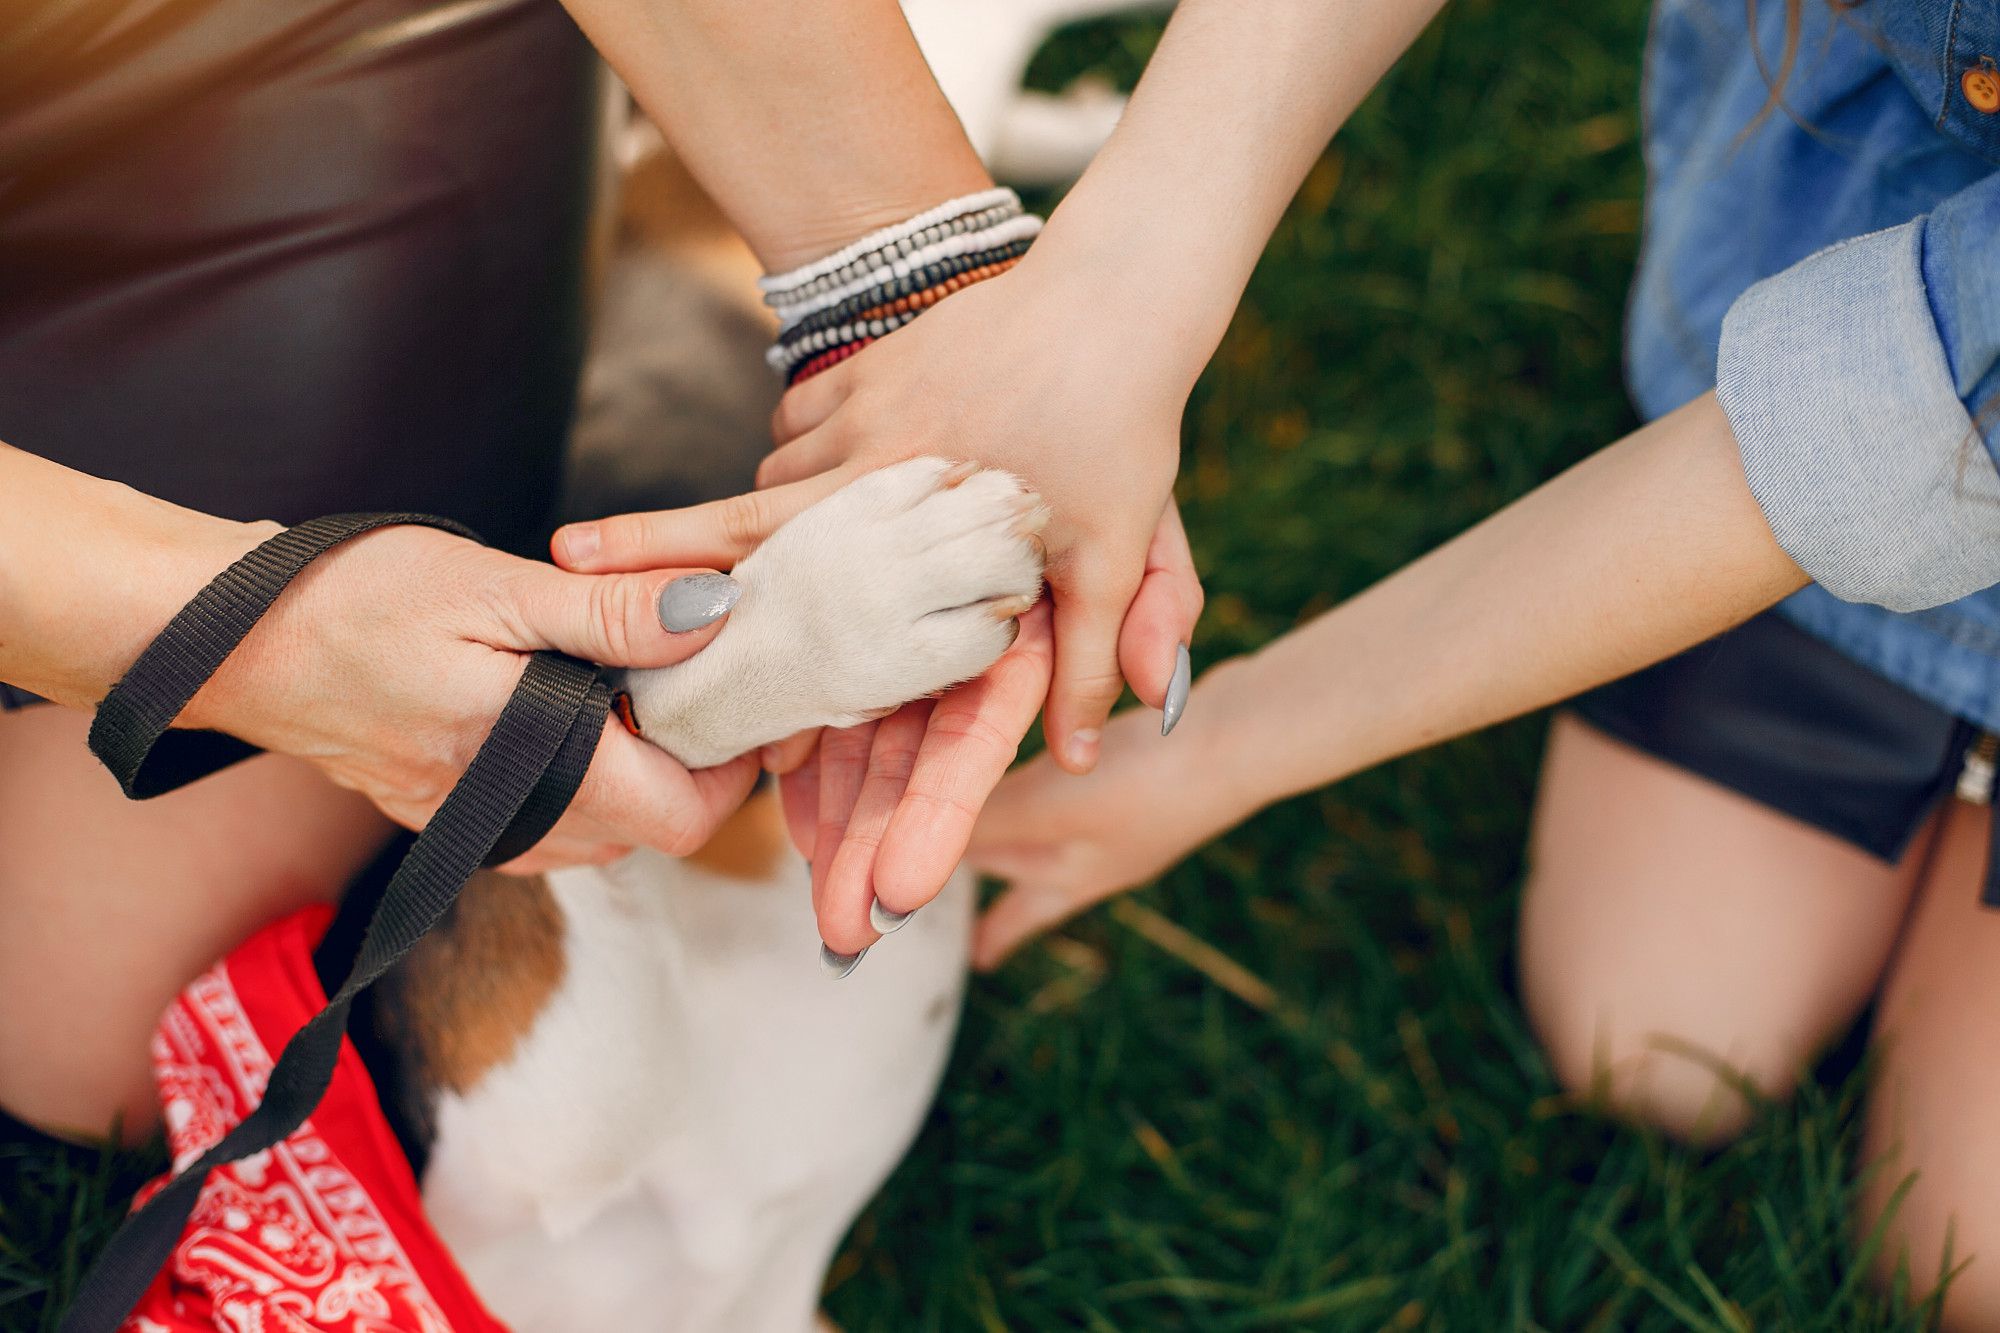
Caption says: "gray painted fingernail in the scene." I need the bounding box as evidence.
[1161,642,1192,736]
[658,573,741,632]
[821,942,867,979]
[870,899,913,934]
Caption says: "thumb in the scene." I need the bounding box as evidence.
[489,562,741,668]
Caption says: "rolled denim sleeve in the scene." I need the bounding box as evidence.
[1717,177,2000,612]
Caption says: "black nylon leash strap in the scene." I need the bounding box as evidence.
[61,514,612,1333]
[87,513,478,798]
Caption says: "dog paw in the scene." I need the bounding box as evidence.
[623,458,1047,767]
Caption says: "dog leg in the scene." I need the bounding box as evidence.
[621,457,1047,768]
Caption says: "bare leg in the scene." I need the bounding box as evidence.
[0,707,389,1141]
[1520,714,1927,1144]
[1863,799,2000,1326]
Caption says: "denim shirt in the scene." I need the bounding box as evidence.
[1628,0,2000,729]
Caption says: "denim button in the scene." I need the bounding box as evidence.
[1965,57,2000,114]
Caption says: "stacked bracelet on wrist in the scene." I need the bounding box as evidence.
[762,188,1042,385]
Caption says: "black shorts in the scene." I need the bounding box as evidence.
[0,0,600,553]
[1569,610,1999,902]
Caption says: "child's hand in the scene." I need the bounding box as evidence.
[966,686,1245,969]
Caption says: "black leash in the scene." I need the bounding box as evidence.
[59,513,612,1333]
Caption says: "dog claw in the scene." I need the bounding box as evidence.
[938,460,982,489]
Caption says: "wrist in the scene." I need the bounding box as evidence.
[98,501,278,713]
[0,446,275,710]
[764,188,1042,384]
[1014,219,1225,395]
[757,170,997,275]
[1169,655,1288,831]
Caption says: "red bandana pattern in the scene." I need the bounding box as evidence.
[121,907,503,1333]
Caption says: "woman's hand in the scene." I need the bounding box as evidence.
[756,260,1205,768]
[553,259,1207,773]
[180,523,760,871]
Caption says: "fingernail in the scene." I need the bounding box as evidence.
[560,524,600,564]
[1065,728,1101,771]
[820,942,867,979]
[658,573,741,632]
[1161,642,1192,737]
[760,744,784,772]
[870,899,913,934]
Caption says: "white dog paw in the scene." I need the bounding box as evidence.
[623,458,1047,768]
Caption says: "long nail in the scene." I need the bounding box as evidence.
[1161,642,1192,737]
[820,943,867,979]
[870,899,913,934]
[658,573,741,632]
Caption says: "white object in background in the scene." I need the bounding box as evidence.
[901,0,1175,186]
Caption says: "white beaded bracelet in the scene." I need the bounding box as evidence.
[767,202,1023,304]
[768,214,1044,330]
[758,188,1021,296]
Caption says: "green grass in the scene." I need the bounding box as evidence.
[0,1,1948,1329]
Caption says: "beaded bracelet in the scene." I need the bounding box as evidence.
[758,188,1018,296]
[769,251,1027,381]
[776,238,1035,344]
[765,193,1043,386]
[764,200,1026,310]
[769,213,1043,329]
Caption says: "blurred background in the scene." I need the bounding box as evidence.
[1,0,1938,1328]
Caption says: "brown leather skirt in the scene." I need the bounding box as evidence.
[0,0,601,556]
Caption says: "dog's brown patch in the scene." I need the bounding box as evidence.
[684,787,791,882]
[376,871,566,1096]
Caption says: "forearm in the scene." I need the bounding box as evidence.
[1190,394,1807,817]
[0,444,268,709]
[560,0,991,270]
[1035,0,1450,384]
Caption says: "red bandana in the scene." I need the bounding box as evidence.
[121,907,505,1333]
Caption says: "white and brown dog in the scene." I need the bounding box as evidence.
[351,458,1046,1332]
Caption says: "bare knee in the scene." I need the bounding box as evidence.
[1860,1128,2000,1330]
[1520,717,1915,1149]
[1525,958,1809,1147]
[1520,862,1829,1148]
[1861,801,2000,1329]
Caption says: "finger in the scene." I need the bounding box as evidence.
[688,750,765,835]
[1043,567,1139,775]
[755,422,852,490]
[489,563,736,668]
[972,879,1114,971]
[819,702,932,954]
[550,471,847,573]
[769,361,856,446]
[871,603,1054,914]
[759,728,821,776]
[1118,507,1204,715]
[811,720,879,932]
[563,722,759,856]
[778,747,821,859]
